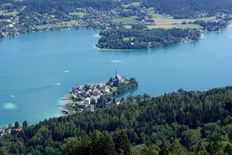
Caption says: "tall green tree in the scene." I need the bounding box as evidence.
[114,130,131,155]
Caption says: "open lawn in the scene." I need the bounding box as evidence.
[36,20,80,30]
[147,24,201,29]
[122,2,140,8]
[0,10,18,16]
[69,11,86,17]
[147,12,216,29]
[112,17,141,24]
[0,6,26,16]
[113,7,216,30]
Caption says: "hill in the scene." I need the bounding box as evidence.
[1,86,232,154]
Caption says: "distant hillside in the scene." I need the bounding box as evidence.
[143,0,232,18]
[1,0,232,38]
[18,0,232,18]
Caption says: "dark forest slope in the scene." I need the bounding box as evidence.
[1,86,232,154]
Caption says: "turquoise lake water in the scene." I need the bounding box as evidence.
[1,25,232,125]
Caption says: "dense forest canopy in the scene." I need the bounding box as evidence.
[97,28,201,49]
[23,0,121,12]
[143,0,232,18]
[1,86,232,154]
[2,0,232,18]
[19,0,232,17]
[1,0,232,42]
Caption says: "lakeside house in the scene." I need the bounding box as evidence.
[0,128,5,136]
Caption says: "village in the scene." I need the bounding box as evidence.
[0,128,12,137]
[0,4,119,38]
[63,73,138,114]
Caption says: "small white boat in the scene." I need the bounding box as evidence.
[9,95,15,98]
[111,60,122,63]
[56,83,61,86]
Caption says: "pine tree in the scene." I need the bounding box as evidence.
[114,130,131,155]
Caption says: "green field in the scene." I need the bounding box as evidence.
[36,20,80,30]
[147,24,201,29]
[112,17,140,24]
[0,6,26,17]
[152,13,215,24]
[112,7,216,30]
[129,2,141,7]
[122,2,140,8]
[146,11,216,29]
[0,10,18,16]
[69,11,86,17]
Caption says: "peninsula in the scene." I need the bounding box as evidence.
[96,14,231,49]
[96,27,201,49]
[62,73,138,114]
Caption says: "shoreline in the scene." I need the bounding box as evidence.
[1,19,231,48]
[95,38,199,51]
[95,22,231,51]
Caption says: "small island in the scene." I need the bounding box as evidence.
[62,73,138,114]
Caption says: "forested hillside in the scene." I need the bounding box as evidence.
[1,0,232,38]
[143,0,232,18]
[1,87,232,154]
[22,0,232,18]
[12,0,232,17]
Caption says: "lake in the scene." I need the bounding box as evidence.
[1,25,232,125]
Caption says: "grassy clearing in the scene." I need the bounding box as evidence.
[122,2,140,8]
[112,17,140,24]
[147,12,216,29]
[64,20,80,25]
[113,7,216,30]
[130,2,141,7]
[0,10,18,16]
[36,25,48,30]
[20,6,27,12]
[124,25,132,29]
[111,87,117,92]
[147,24,201,29]
[69,11,86,17]
[0,5,25,16]
[36,20,80,30]
[152,13,215,25]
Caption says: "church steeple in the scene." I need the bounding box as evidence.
[115,69,118,77]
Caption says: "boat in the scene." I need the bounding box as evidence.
[56,83,61,86]
[9,95,15,98]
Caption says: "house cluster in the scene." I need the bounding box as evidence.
[67,74,127,113]
[0,127,23,136]
[0,16,20,37]
[0,6,119,38]
[0,128,11,136]
[69,83,111,111]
